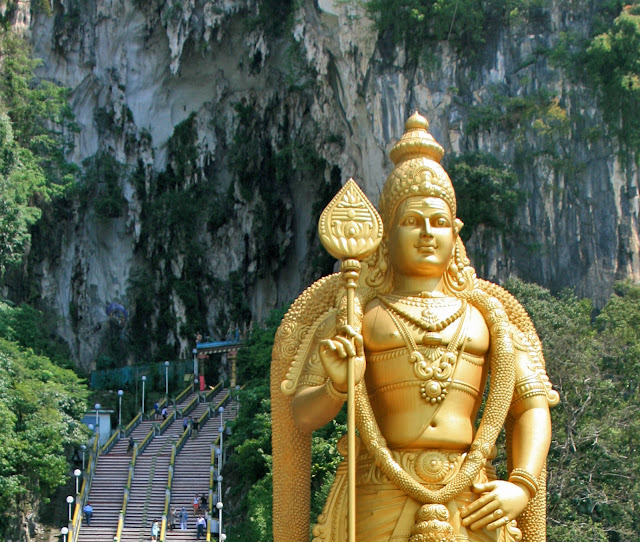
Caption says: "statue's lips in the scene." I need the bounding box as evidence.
[415,244,437,254]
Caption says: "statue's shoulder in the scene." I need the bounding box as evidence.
[273,273,344,396]
[475,279,559,406]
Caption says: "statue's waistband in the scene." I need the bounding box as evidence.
[356,448,496,487]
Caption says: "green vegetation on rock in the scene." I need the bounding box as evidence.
[0,26,77,278]
[446,151,523,241]
[586,3,640,161]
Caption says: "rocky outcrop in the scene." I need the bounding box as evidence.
[11,0,639,367]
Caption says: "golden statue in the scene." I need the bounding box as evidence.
[271,113,558,542]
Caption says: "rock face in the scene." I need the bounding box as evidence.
[11,0,640,367]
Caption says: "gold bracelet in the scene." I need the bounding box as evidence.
[325,379,348,403]
[508,468,539,498]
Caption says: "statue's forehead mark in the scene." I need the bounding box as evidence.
[402,197,450,213]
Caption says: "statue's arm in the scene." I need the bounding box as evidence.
[507,341,552,485]
[461,330,552,531]
[292,383,345,433]
[291,323,365,434]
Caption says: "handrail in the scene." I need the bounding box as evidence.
[175,421,190,455]
[207,435,222,542]
[69,434,99,542]
[174,383,193,404]
[179,394,199,418]
[204,381,223,402]
[138,426,154,455]
[157,409,176,435]
[115,443,139,538]
[159,444,177,542]
[123,412,142,437]
[99,429,119,456]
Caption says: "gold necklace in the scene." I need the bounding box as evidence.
[378,295,466,332]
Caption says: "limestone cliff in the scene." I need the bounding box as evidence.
[7,0,639,367]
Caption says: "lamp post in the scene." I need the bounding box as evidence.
[117,390,124,429]
[164,361,170,400]
[73,469,81,495]
[60,527,68,542]
[80,444,86,470]
[66,496,74,521]
[218,406,225,467]
[141,376,146,415]
[94,403,101,431]
[216,500,223,540]
[192,348,198,377]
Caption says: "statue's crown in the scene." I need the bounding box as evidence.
[389,112,445,165]
[379,112,456,226]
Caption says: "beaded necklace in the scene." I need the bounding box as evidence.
[378,295,466,332]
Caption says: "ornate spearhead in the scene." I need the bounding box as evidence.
[318,178,383,261]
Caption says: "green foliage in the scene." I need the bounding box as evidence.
[226,306,347,541]
[0,319,88,537]
[246,0,295,39]
[0,26,76,277]
[445,151,523,241]
[0,301,74,369]
[586,3,640,160]
[79,152,127,219]
[505,279,640,541]
[365,0,550,61]
[229,101,324,279]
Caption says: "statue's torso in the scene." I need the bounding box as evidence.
[362,295,490,450]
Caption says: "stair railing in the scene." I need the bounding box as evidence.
[174,383,192,405]
[115,442,139,541]
[206,435,221,542]
[204,381,223,402]
[69,433,99,542]
[158,443,177,542]
[157,407,177,436]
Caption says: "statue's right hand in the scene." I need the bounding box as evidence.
[319,325,365,393]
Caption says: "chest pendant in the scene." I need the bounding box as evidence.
[378,295,468,404]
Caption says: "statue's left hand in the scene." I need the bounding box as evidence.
[460,480,529,531]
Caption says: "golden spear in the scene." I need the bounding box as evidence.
[318,178,383,541]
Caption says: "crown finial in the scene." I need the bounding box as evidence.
[389,111,444,165]
[405,111,429,131]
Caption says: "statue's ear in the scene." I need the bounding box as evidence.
[454,218,464,236]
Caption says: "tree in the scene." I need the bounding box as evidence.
[0,25,77,277]
[0,336,88,538]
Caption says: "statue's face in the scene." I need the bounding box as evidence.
[388,196,456,278]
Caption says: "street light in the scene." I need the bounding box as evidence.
[141,376,146,415]
[94,403,101,429]
[216,500,224,539]
[164,361,170,399]
[117,390,124,429]
[66,496,74,521]
[192,348,198,377]
[80,444,86,470]
[60,527,68,542]
[73,469,81,495]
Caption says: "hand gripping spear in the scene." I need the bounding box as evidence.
[318,178,383,541]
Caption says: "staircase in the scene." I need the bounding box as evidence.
[165,393,237,541]
[74,386,238,542]
[77,420,154,542]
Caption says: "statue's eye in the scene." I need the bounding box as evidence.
[402,216,417,226]
[434,217,448,227]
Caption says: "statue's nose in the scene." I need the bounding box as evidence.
[420,219,433,236]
